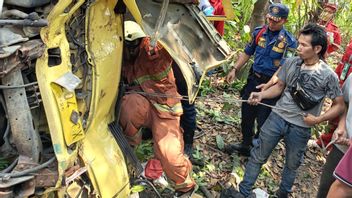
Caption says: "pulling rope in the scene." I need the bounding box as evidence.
[125,91,307,117]
[125,90,351,154]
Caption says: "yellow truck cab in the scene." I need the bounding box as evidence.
[0,0,233,197]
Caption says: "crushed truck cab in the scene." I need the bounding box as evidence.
[0,0,233,197]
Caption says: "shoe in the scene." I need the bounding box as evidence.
[174,185,197,198]
[184,144,204,167]
[220,187,256,198]
[224,143,251,156]
[274,189,289,198]
[189,156,205,167]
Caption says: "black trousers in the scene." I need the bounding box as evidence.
[317,145,344,198]
[173,63,197,146]
[240,72,279,145]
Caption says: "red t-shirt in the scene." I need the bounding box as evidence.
[209,0,225,36]
[325,21,342,54]
[335,39,352,86]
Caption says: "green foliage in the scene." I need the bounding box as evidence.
[199,78,215,96]
[229,79,246,92]
[334,0,352,43]
[192,147,222,187]
[215,135,225,150]
[223,0,254,50]
[311,121,330,140]
[233,0,256,27]
[131,185,146,193]
[225,0,351,48]
[197,102,241,125]
[231,155,244,179]
[282,0,320,34]
[281,0,352,43]
[192,145,204,162]
[135,140,154,162]
[192,171,208,186]
[0,158,8,171]
[257,167,278,193]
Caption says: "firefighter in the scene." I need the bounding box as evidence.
[119,21,196,196]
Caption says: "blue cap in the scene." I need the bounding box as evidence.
[267,3,289,21]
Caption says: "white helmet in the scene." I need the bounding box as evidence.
[124,21,146,41]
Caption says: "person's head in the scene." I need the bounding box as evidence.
[266,3,289,31]
[318,3,337,25]
[297,23,327,61]
[124,21,146,61]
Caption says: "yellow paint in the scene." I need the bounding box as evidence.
[51,83,84,146]
[124,0,142,24]
[207,0,235,21]
[35,0,234,196]
[36,0,130,197]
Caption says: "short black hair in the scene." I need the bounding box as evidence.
[299,23,328,59]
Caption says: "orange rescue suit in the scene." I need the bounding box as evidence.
[120,37,195,192]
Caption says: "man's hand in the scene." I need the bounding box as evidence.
[303,113,321,126]
[248,92,262,105]
[334,127,350,145]
[256,83,271,91]
[226,68,237,83]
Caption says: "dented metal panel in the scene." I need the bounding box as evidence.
[131,0,234,102]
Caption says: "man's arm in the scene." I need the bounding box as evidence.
[257,38,297,91]
[256,67,281,91]
[226,52,251,83]
[303,96,345,126]
[248,78,285,105]
[327,178,352,198]
[334,106,350,145]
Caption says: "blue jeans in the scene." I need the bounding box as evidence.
[239,112,311,196]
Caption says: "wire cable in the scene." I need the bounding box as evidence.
[0,157,56,179]
[0,82,38,89]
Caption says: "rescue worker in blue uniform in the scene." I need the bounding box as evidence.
[225,3,297,156]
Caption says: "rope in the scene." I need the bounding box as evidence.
[125,91,307,116]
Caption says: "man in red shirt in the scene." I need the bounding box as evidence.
[318,3,341,54]
[209,0,225,36]
[316,39,352,149]
[335,39,352,85]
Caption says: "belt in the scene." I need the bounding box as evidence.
[253,72,272,83]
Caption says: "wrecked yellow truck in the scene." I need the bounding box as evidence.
[0,0,232,197]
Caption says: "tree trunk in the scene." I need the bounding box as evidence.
[249,0,269,32]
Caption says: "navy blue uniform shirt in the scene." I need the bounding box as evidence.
[244,25,297,77]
